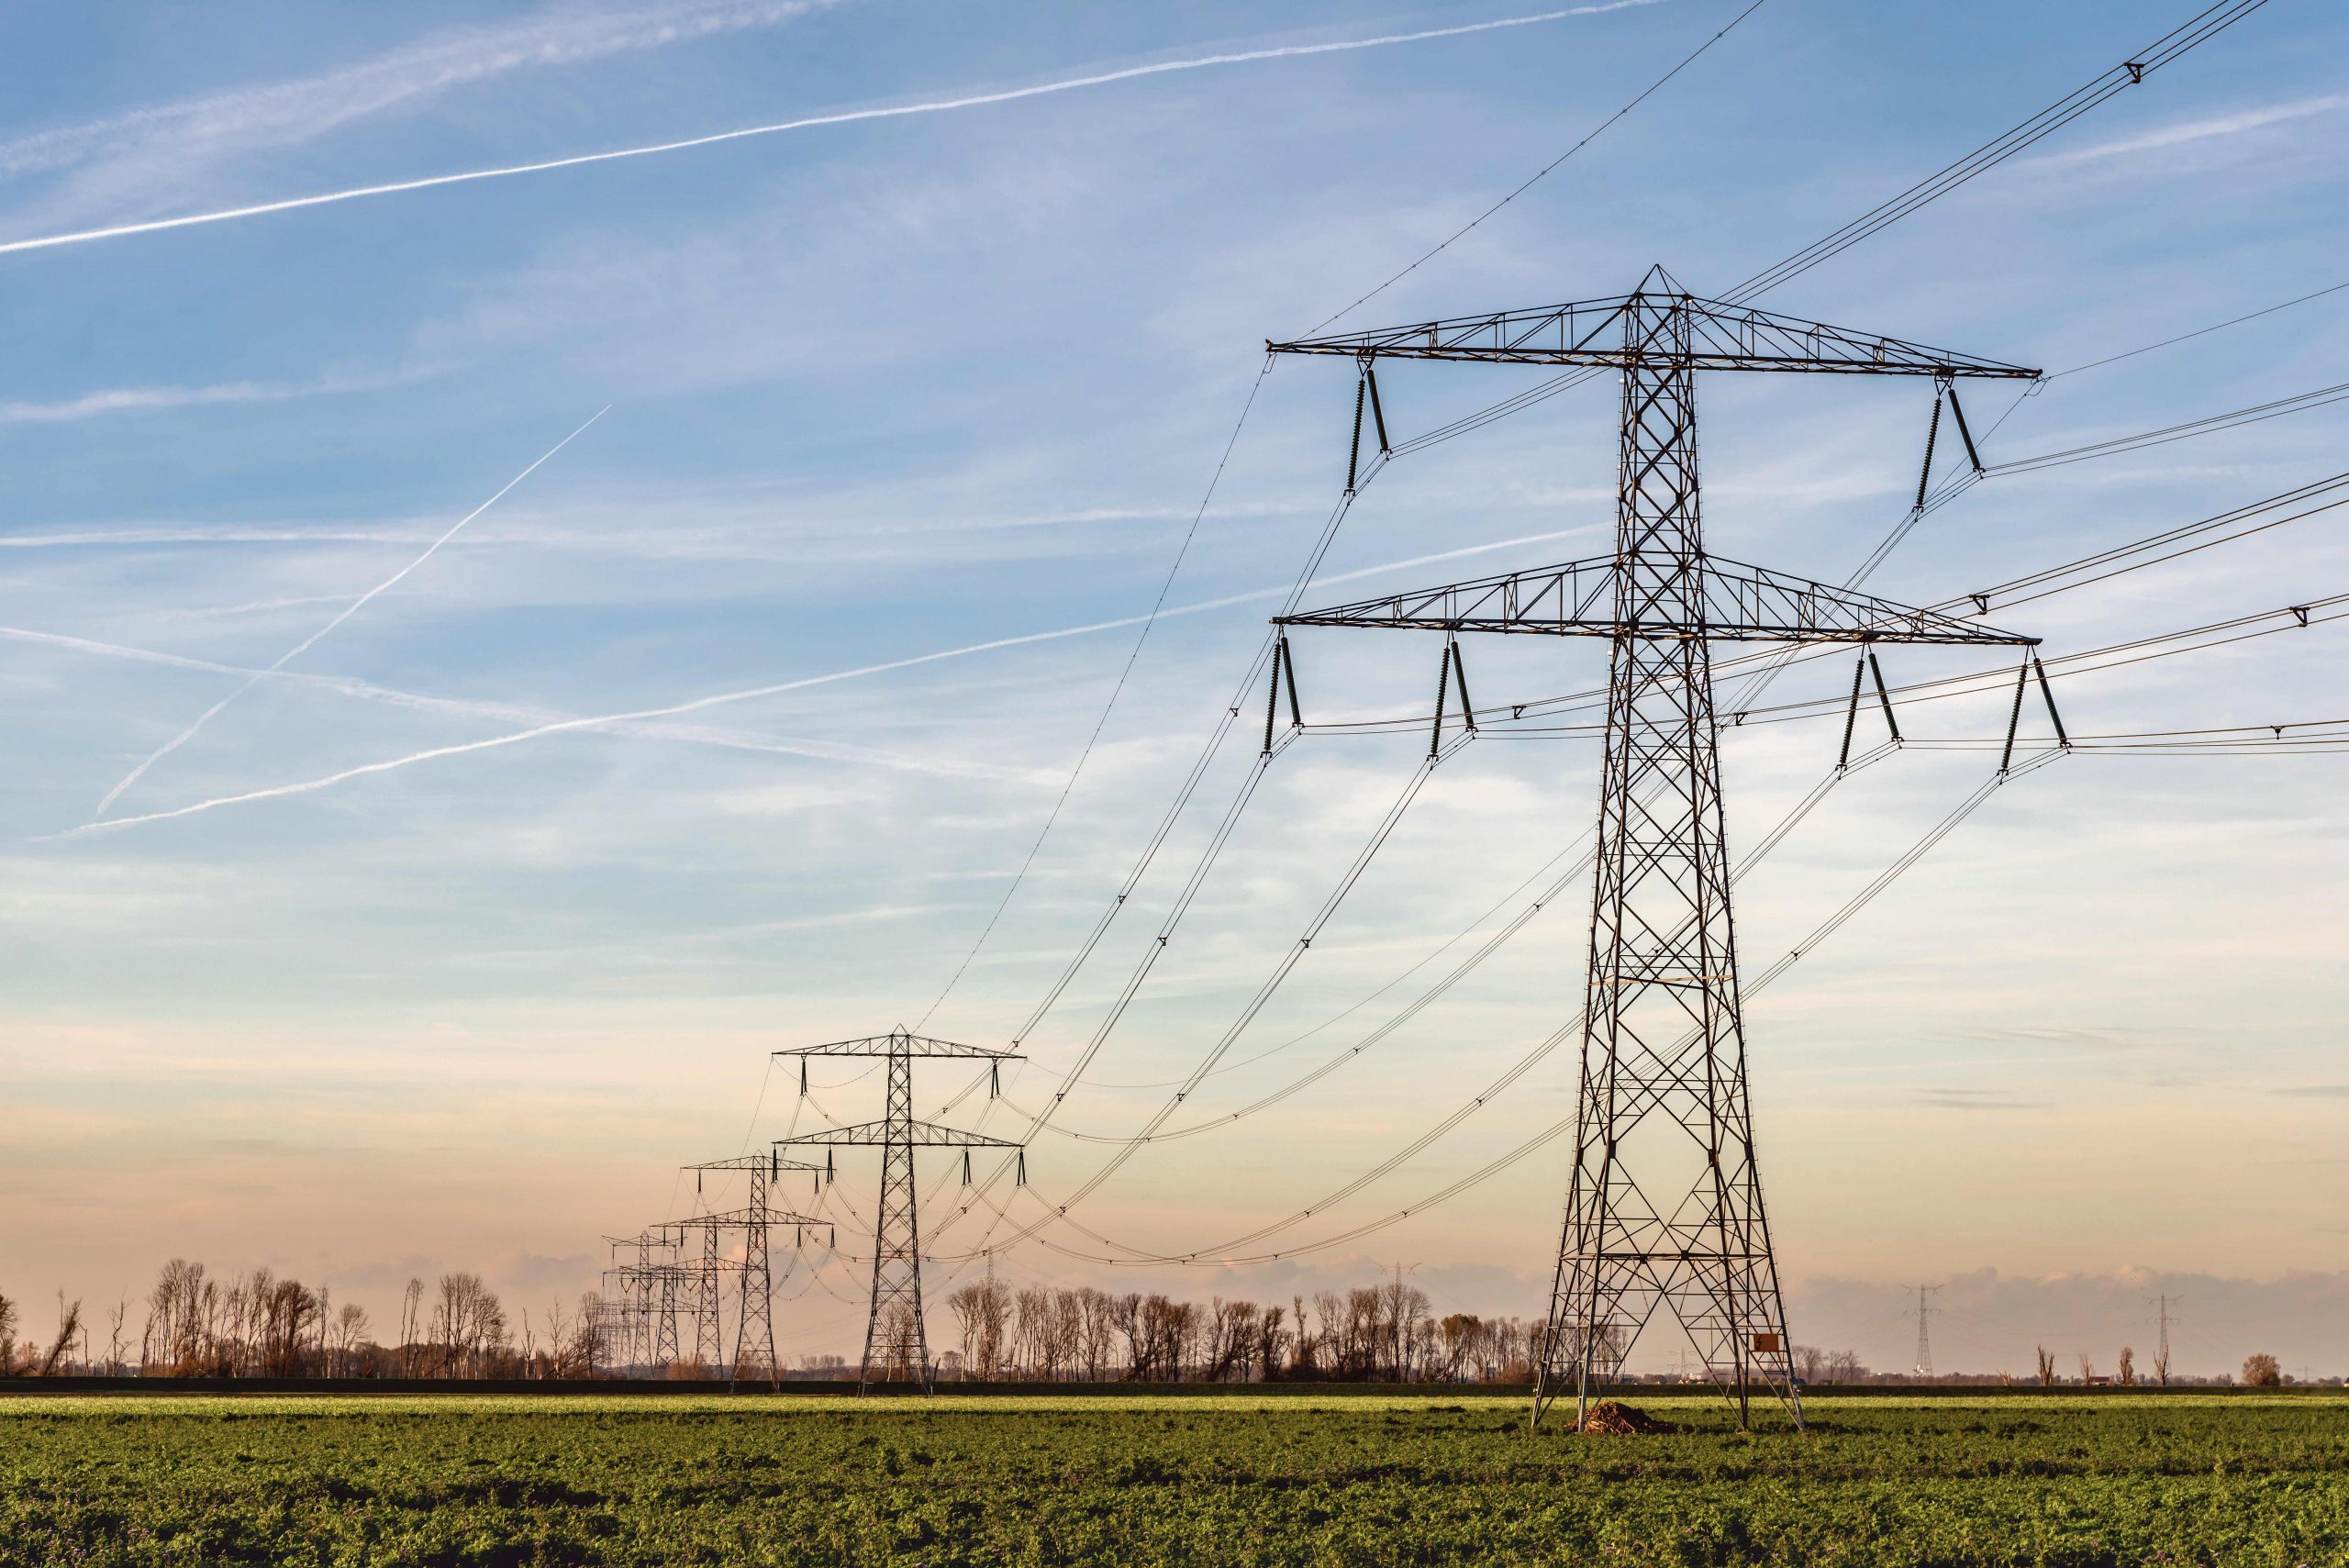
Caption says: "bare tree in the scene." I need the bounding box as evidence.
[1110,1293,1146,1380]
[2117,1346,2136,1386]
[2035,1346,2058,1387]
[143,1259,211,1373]
[1436,1315,1479,1382]
[432,1273,507,1378]
[1079,1288,1118,1381]
[332,1303,371,1377]
[37,1297,83,1376]
[400,1278,425,1375]
[2241,1351,2283,1388]
[106,1297,129,1375]
[1287,1296,1317,1379]
[2076,1352,2096,1385]
[944,1276,1012,1380]
[2154,1338,2171,1387]
[1050,1291,1085,1382]
[562,1292,607,1377]
[1255,1303,1289,1382]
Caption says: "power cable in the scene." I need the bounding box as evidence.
[930,743,1909,1261]
[1307,0,1776,334]
[1725,1,2270,302]
[1983,380,2349,477]
[1453,589,2349,740]
[1453,472,2349,731]
[990,750,2068,1268]
[917,359,1276,1029]
[738,0,2280,1276]
[925,310,2322,1251]
[985,740,1894,1148]
[998,469,1383,1064]
[932,551,2349,1257]
[2052,278,2349,383]
[982,741,1459,1151]
[1379,0,2275,457]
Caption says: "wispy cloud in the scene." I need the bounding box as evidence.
[0,526,434,550]
[1916,1088,2043,1112]
[0,1,850,183]
[147,595,373,623]
[0,373,404,425]
[0,3,1664,258]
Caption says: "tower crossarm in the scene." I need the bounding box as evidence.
[686,1204,824,1229]
[778,1118,1022,1149]
[774,1026,1021,1061]
[1276,554,2038,647]
[1268,290,2037,378]
[684,1154,822,1173]
[602,1230,671,1252]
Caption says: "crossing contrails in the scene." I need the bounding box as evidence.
[87,408,606,820]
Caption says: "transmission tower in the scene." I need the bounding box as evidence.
[681,1152,825,1386]
[1911,1284,1942,1379]
[652,1218,724,1373]
[2152,1293,2180,1386]
[1265,270,2045,1430]
[774,1028,1023,1390]
[692,1219,723,1369]
[602,1230,673,1373]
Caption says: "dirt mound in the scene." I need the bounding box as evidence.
[1574,1400,1675,1435]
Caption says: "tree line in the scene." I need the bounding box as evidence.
[938,1277,1547,1383]
[2,1266,2305,1385]
[1,1262,606,1380]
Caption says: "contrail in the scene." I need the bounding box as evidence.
[53,524,1597,840]
[89,407,606,818]
[5,621,1038,784]
[0,3,1662,258]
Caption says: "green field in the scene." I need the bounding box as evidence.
[3,1393,2344,1566]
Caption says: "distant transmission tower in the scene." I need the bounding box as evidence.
[681,1153,824,1386]
[602,1229,674,1373]
[775,1029,1023,1390]
[2152,1293,2180,1386]
[1266,271,2046,1430]
[1911,1284,1942,1378]
[653,1218,724,1373]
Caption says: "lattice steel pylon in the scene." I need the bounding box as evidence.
[653,1218,725,1373]
[775,1028,1022,1390]
[1266,270,2043,1430]
[681,1152,823,1386]
[652,1260,684,1367]
[1912,1283,1941,1378]
[694,1221,723,1369]
[602,1229,675,1373]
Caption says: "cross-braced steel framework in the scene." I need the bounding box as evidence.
[601,1230,673,1373]
[775,1029,1022,1390]
[1268,270,2042,1429]
[681,1152,823,1385]
[650,1218,724,1371]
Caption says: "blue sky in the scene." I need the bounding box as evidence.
[1,0,2343,1373]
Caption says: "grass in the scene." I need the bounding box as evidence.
[2,1392,2343,1565]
